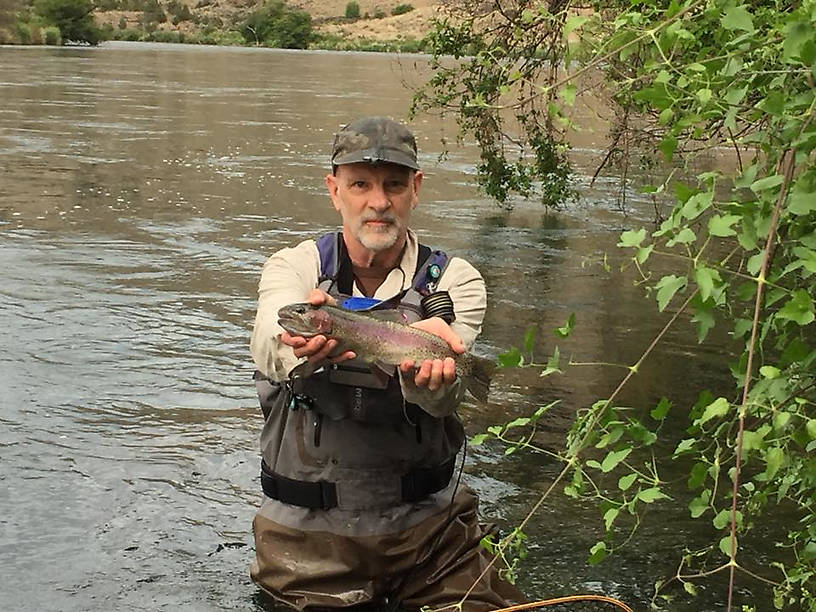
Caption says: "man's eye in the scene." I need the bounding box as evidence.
[351,181,367,189]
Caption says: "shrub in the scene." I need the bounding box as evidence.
[372,6,385,18]
[33,0,101,44]
[42,23,61,43]
[344,1,359,19]
[240,1,312,49]
[15,20,31,42]
[390,3,412,16]
[118,15,126,28]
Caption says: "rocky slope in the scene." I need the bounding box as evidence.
[95,0,445,44]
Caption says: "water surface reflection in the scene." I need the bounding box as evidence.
[1,43,751,611]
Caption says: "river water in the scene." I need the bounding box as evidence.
[1,43,764,611]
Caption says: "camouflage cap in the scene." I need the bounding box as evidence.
[331,117,420,170]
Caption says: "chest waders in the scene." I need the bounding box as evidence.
[255,233,464,511]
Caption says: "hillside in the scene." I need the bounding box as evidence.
[93,0,446,45]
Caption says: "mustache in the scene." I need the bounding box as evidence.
[361,213,397,223]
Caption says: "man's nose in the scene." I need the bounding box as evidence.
[368,183,390,210]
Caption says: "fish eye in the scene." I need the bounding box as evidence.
[294,305,306,313]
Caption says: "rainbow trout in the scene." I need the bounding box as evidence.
[278,303,495,402]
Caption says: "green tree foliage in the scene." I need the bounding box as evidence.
[34,0,100,43]
[240,0,311,48]
[344,0,359,19]
[419,0,816,609]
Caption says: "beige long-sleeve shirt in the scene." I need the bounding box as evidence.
[249,229,487,416]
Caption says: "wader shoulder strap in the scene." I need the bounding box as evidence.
[316,232,445,296]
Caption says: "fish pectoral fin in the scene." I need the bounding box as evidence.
[369,361,396,386]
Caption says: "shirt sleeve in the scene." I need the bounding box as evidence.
[399,256,487,417]
[250,240,319,381]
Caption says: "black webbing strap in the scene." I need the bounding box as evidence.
[261,461,338,510]
[260,458,455,509]
[401,457,455,502]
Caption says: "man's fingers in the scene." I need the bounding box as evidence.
[281,331,306,348]
[329,351,356,364]
[306,289,336,307]
[442,357,456,383]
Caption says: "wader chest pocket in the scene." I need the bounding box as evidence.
[328,361,391,390]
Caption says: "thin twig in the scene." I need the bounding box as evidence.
[726,148,796,611]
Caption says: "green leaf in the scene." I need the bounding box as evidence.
[689,490,711,518]
[765,446,784,479]
[667,227,696,247]
[618,473,637,491]
[697,397,731,426]
[750,174,784,192]
[674,438,696,456]
[789,182,816,215]
[720,5,754,32]
[773,412,791,431]
[777,290,815,325]
[637,487,669,503]
[806,419,816,439]
[724,86,748,106]
[747,253,764,276]
[498,346,523,368]
[783,19,814,63]
[683,582,698,596]
[600,448,632,473]
[603,507,619,531]
[713,509,731,530]
[588,540,607,565]
[505,417,531,429]
[759,365,780,378]
[523,324,537,355]
[659,134,677,162]
[708,214,740,237]
[741,429,767,452]
[554,313,575,338]
[655,274,688,312]
[563,15,588,36]
[618,228,646,248]
[560,83,577,106]
[650,397,671,421]
[719,534,737,558]
[636,245,654,264]
[680,192,713,221]
[470,433,488,446]
[694,266,715,301]
[696,88,712,106]
[688,462,708,489]
[691,303,716,343]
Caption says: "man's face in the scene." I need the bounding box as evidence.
[326,162,422,253]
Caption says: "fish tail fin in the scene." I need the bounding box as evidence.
[466,355,496,402]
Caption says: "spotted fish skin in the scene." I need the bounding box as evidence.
[278,303,495,402]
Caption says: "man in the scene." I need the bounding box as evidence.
[249,117,522,611]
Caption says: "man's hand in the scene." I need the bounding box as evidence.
[280,289,355,364]
[399,317,464,392]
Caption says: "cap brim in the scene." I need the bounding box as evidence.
[333,147,420,170]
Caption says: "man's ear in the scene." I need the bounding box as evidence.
[325,173,341,211]
[411,171,423,209]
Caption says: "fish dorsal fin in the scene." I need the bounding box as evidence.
[365,309,409,324]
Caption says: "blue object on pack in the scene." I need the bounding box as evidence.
[340,297,383,311]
